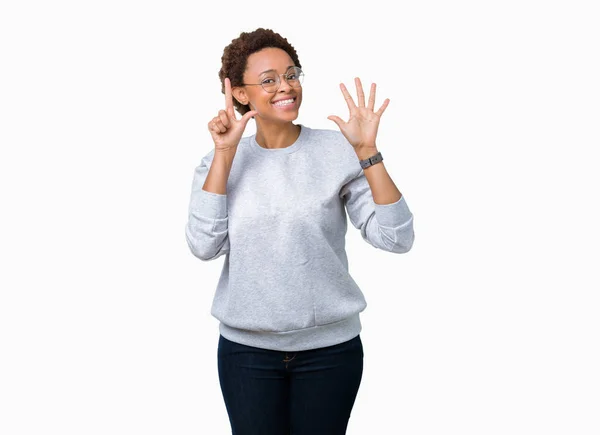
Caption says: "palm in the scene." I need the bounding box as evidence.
[208,77,258,152]
[328,77,390,149]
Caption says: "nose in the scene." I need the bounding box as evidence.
[277,74,294,93]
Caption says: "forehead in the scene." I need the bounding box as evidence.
[245,47,294,76]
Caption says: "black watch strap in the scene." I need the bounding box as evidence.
[359,151,383,169]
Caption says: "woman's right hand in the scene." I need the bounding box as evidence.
[208,77,258,154]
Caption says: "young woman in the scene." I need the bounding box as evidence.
[186,27,415,434]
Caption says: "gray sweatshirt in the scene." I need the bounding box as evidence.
[185,124,415,351]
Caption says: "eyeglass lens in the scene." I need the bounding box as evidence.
[261,67,304,93]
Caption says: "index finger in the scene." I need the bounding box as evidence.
[224,77,234,116]
[340,83,357,112]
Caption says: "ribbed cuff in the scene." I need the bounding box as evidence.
[374,195,413,228]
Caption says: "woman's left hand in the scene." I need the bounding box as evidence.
[328,77,390,150]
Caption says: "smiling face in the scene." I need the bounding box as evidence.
[232,47,303,122]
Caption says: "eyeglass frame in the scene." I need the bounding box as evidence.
[240,66,304,93]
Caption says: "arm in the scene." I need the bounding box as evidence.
[185,150,235,261]
[340,150,415,253]
[328,77,414,253]
[355,146,403,205]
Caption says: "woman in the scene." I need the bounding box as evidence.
[185,28,415,434]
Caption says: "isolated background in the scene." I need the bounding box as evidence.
[1,0,599,434]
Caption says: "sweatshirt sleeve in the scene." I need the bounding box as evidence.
[185,153,230,261]
[339,168,415,253]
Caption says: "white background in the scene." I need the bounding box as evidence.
[1,0,599,434]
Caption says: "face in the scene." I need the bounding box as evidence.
[232,47,303,122]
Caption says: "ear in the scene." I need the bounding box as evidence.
[231,87,249,106]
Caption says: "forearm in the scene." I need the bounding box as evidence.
[355,146,402,205]
[202,151,235,195]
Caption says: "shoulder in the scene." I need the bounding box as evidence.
[304,125,353,152]
[305,125,343,142]
[303,125,361,172]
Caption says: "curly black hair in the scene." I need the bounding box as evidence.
[218,28,302,116]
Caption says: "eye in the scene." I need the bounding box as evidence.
[262,78,276,84]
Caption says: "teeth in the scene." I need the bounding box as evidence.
[273,98,294,106]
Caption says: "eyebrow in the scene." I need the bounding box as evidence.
[259,65,295,75]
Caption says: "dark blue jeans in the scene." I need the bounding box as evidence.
[217,333,364,435]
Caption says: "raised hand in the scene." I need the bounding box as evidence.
[327,77,390,150]
[208,77,258,154]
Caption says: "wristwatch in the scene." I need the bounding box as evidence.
[359,151,383,169]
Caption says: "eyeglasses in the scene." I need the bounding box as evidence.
[242,66,304,93]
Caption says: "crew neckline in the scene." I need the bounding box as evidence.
[250,124,309,155]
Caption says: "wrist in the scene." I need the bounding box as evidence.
[213,149,236,165]
[355,146,379,161]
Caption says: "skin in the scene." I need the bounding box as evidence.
[206,44,402,206]
[231,47,304,149]
[328,77,390,150]
[211,47,391,154]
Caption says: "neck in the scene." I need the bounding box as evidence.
[254,121,301,149]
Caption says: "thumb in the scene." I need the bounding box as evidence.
[240,110,259,125]
[327,115,344,129]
